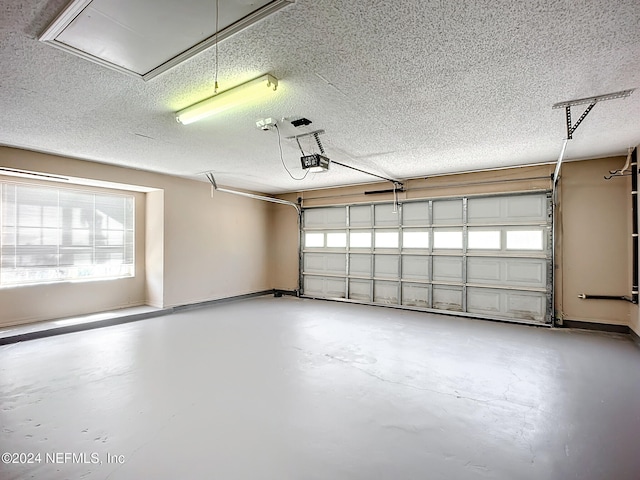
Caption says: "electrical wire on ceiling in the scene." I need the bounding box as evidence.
[275,124,309,181]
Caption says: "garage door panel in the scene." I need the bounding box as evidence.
[375,204,399,226]
[326,278,347,298]
[467,288,546,322]
[402,283,429,307]
[468,197,501,224]
[467,257,501,283]
[506,260,546,287]
[433,256,463,282]
[304,254,324,273]
[375,255,399,279]
[402,255,429,280]
[303,276,324,296]
[467,288,501,315]
[349,254,371,276]
[468,194,547,224]
[374,281,399,304]
[305,207,346,228]
[350,205,372,227]
[433,199,463,225]
[350,279,372,301]
[304,253,345,275]
[506,195,547,222]
[433,285,463,311]
[467,257,546,288]
[304,276,346,298]
[326,255,347,274]
[505,291,546,322]
[402,202,429,225]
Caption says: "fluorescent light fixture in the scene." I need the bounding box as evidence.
[300,153,330,172]
[176,74,278,125]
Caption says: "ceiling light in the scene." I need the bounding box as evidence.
[176,74,278,125]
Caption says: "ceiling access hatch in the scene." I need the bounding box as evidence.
[39,0,294,81]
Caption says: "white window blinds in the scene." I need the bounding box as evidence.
[1,182,134,286]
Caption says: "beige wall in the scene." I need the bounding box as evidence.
[272,159,639,328]
[559,157,634,326]
[0,147,272,327]
[145,189,164,308]
[269,202,300,291]
[160,181,271,307]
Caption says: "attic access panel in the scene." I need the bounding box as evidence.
[40,0,293,80]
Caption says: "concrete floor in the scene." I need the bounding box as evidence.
[1,297,639,480]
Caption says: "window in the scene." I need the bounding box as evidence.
[1,182,134,286]
[403,230,429,249]
[375,231,399,249]
[349,232,371,248]
[305,232,324,248]
[468,230,501,249]
[433,230,462,249]
[326,232,347,248]
[506,230,543,250]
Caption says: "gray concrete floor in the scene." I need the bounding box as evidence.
[1,297,639,480]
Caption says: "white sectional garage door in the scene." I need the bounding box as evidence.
[301,192,552,324]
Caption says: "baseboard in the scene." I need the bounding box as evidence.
[0,307,173,345]
[172,290,274,312]
[0,290,278,345]
[562,319,630,334]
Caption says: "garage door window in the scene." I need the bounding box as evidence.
[350,232,371,248]
[375,231,399,249]
[468,230,501,250]
[506,230,544,250]
[433,230,463,249]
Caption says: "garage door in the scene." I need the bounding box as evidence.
[301,192,552,324]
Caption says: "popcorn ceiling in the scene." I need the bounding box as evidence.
[0,0,638,193]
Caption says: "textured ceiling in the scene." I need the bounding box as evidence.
[1,0,639,194]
